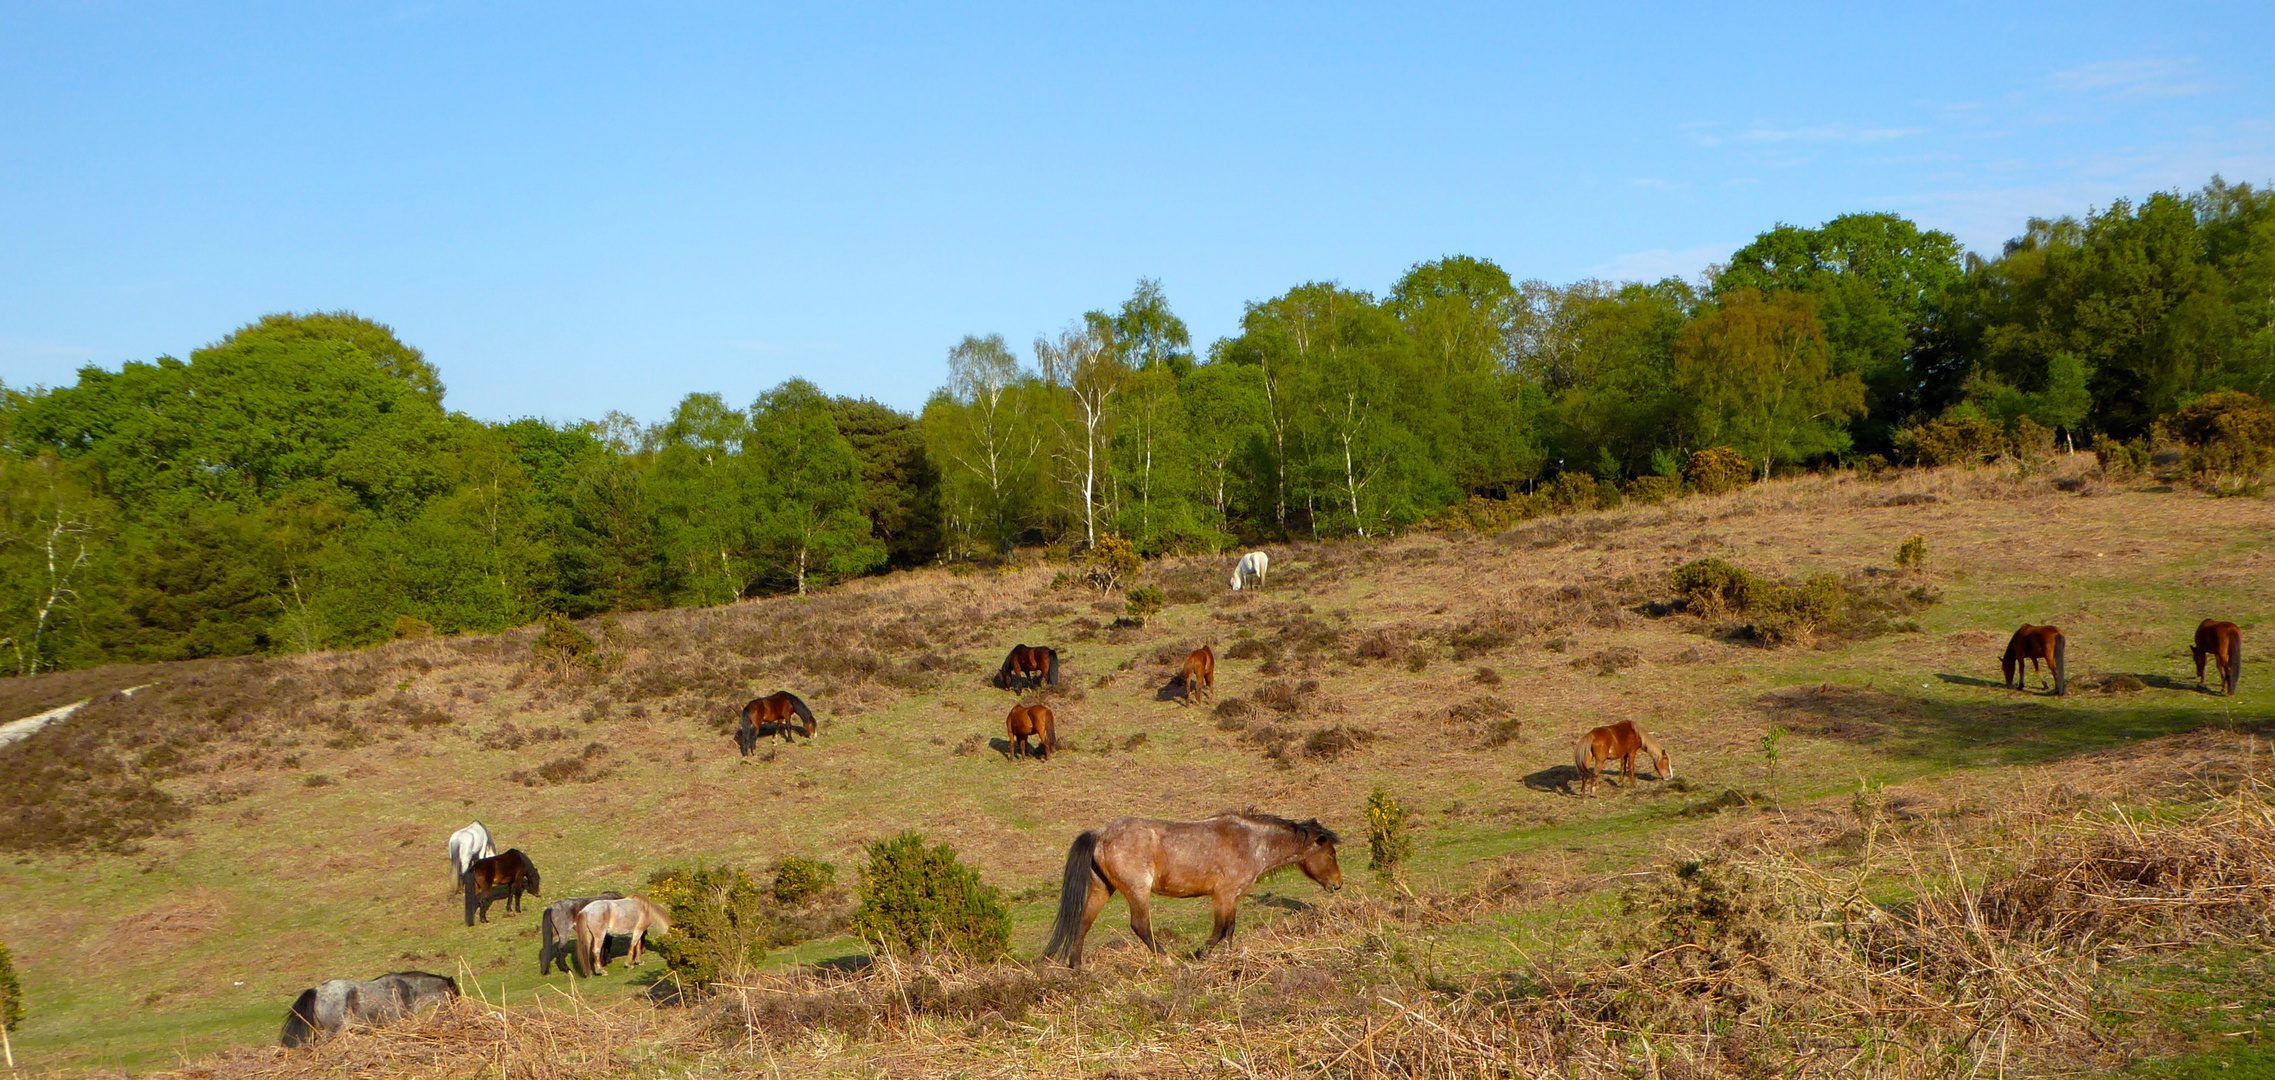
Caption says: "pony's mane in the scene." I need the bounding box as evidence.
[1234,812,1341,847]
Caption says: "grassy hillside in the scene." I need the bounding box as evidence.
[2,458,2271,1077]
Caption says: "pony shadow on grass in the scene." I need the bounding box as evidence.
[1523,765,1583,796]
[1935,673,2009,689]
[1154,678,1194,703]
[987,737,1016,760]
[1761,682,2249,767]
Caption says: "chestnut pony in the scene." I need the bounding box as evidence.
[1178,645,1215,705]
[2194,620,2243,697]
[2002,624,2067,695]
[1006,704,1057,761]
[1043,813,1342,968]
[735,691,816,755]
[995,644,1060,691]
[464,848,541,925]
[1573,720,1673,797]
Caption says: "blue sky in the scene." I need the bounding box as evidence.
[3,3,2270,424]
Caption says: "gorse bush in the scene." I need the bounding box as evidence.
[1080,535,1143,592]
[1124,585,1165,625]
[1902,413,2005,466]
[849,832,1010,962]
[1669,558,1762,616]
[1896,534,1925,570]
[0,940,21,1035]
[2169,390,2275,477]
[772,857,837,907]
[1683,447,1752,494]
[1365,787,1413,885]
[647,865,773,989]
[532,613,598,670]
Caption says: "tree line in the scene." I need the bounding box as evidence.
[2,177,2270,672]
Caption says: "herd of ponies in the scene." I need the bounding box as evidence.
[278,547,2246,1046]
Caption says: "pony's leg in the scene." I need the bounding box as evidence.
[1070,879,1111,968]
[1200,892,1239,954]
[1126,892,1167,955]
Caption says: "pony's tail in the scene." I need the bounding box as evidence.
[280,988,318,1048]
[786,692,817,735]
[2053,633,2067,696]
[1046,649,1060,687]
[1572,736,1596,794]
[1043,831,1100,963]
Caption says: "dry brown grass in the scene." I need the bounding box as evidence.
[12,457,2275,1072]
[162,754,2275,1079]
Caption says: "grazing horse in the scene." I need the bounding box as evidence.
[576,896,673,975]
[2194,620,2243,697]
[1006,704,1058,761]
[538,892,623,976]
[464,848,541,925]
[446,821,495,887]
[2002,624,2067,695]
[736,691,816,755]
[1043,813,1341,968]
[1231,550,1270,591]
[1177,645,1215,705]
[280,971,457,1047]
[1573,720,1673,797]
[995,644,1061,691]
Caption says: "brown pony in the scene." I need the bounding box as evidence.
[2002,624,2067,695]
[2194,619,2243,697]
[995,644,1060,691]
[1043,813,1341,968]
[736,691,816,755]
[1178,645,1215,705]
[1573,720,1673,797]
[464,848,541,925]
[1006,704,1057,761]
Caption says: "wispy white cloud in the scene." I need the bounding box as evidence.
[1738,123,1927,144]
[2048,57,2212,99]
[1683,120,1926,148]
[1590,244,1732,285]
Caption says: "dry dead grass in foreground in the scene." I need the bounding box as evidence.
[171,742,2275,1080]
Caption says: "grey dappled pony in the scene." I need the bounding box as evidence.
[538,892,623,976]
[279,971,458,1047]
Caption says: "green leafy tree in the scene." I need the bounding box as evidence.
[1719,214,1965,449]
[745,380,885,595]
[1677,290,1865,476]
[922,334,1042,554]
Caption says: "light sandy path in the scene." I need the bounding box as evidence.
[0,685,148,750]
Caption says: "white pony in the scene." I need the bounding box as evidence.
[447,821,495,885]
[1230,550,1269,591]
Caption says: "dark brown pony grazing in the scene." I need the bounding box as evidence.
[464,849,541,926]
[1177,645,1215,705]
[1573,720,1672,797]
[2194,620,2243,697]
[2002,624,2067,695]
[736,691,816,755]
[1006,704,1058,761]
[1042,813,1341,968]
[995,644,1060,691]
